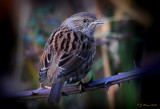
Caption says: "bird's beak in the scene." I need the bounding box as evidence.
[93,20,104,24]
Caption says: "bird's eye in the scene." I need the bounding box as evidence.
[83,19,87,23]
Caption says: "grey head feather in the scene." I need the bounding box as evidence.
[61,12,99,37]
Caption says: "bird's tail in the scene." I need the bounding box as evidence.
[48,80,64,104]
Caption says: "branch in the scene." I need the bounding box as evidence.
[12,62,159,99]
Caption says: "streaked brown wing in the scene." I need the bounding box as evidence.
[57,49,90,78]
[39,31,56,83]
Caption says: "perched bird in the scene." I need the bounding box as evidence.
[39,12,103,104]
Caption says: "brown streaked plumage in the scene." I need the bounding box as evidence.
[39,12,103,104]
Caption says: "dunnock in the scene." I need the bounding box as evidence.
[39,12,103,104]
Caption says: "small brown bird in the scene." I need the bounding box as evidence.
[39,12,103,104]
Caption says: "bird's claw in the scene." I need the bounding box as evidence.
[44,86,51,90]
[78,80,85,93]
[37,83,51,90]
[78,77,94,93]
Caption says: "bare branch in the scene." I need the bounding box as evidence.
[12,63,159,99]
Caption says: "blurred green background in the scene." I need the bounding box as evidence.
[0,0,160,109]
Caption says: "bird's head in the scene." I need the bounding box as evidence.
[62,12,103,37]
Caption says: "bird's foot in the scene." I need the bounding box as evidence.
[77,76,93,93]
[78,80,85,93]
[37,83,51,90]
[44,86,51,90]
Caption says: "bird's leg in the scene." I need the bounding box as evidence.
[78,80,82,92]
[78,76,94,93]
[38,83,45,90]
[78,80,85,92]
[40,83,44,89]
